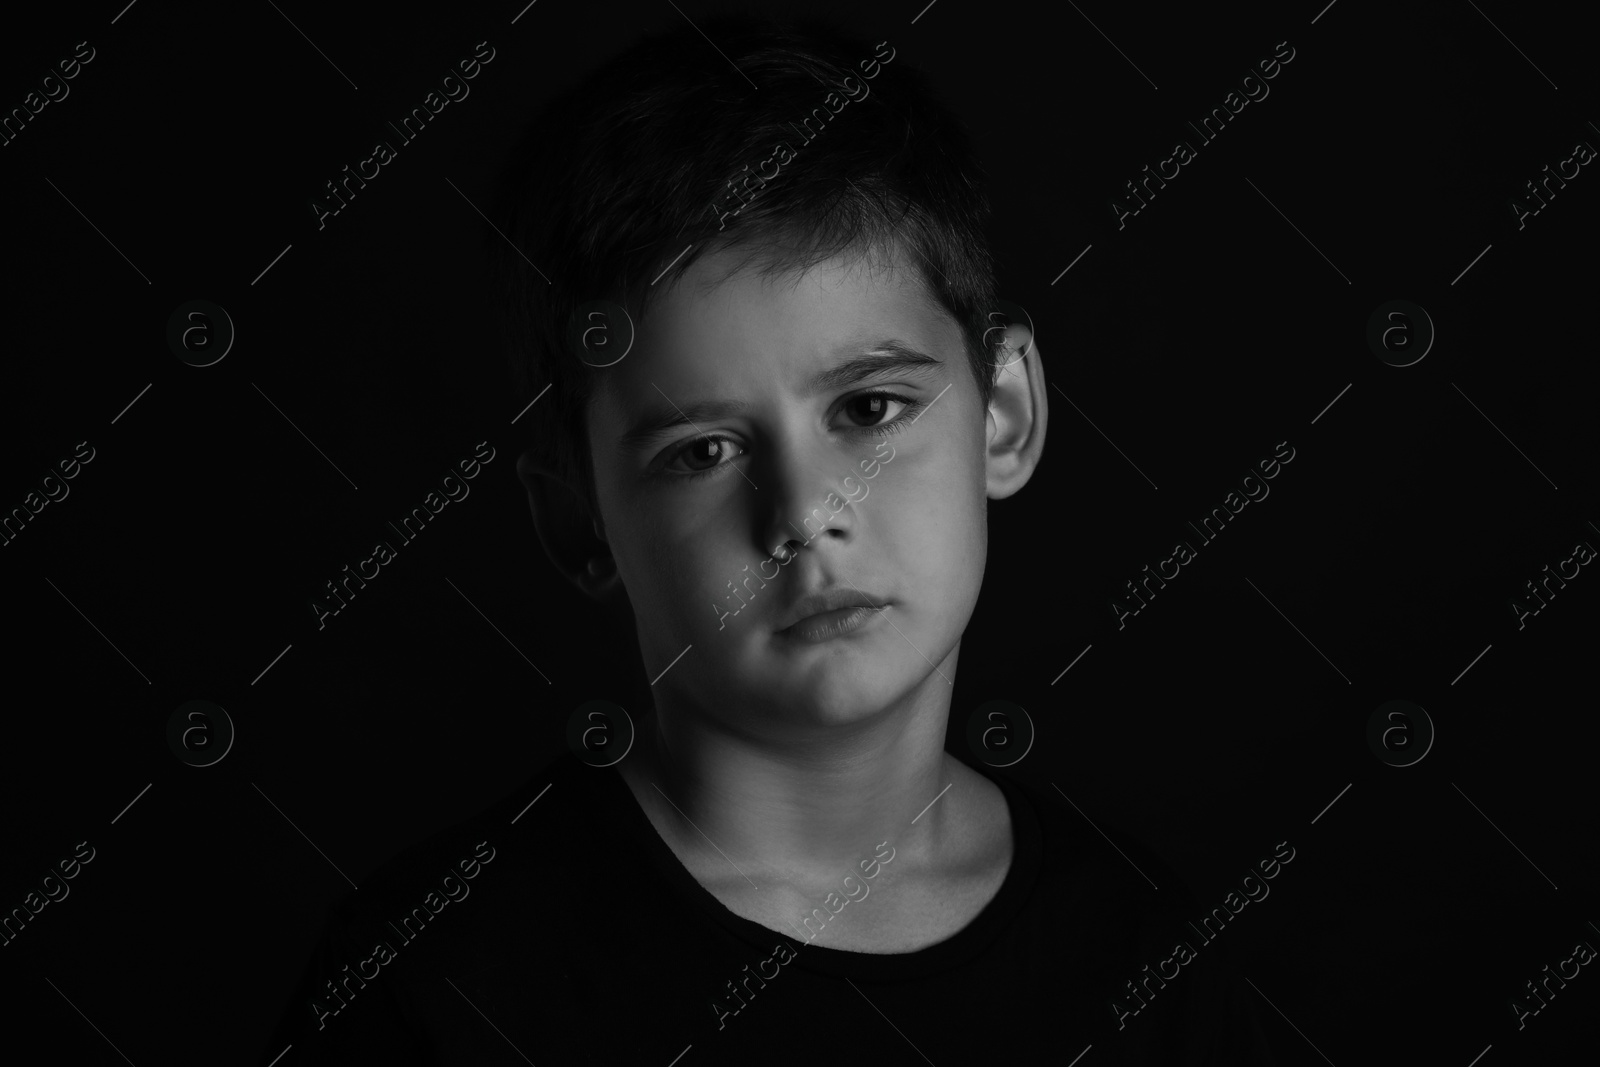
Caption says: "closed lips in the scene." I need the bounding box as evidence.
[776,589,887,632]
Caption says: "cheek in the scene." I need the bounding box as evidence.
[910,433,988,597]
[874,460,961,573]
[628,519,738,616]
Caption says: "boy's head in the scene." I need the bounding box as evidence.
[494,14,1047,730]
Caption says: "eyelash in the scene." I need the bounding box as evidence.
[663,390,921,480]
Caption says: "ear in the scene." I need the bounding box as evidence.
[515,449,628,607]
[985,323,1048,499]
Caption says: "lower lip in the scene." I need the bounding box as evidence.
[778,604,887,643]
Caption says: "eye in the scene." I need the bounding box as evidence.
[663,434,744,478]
[839,390,918,432]
[655,389,923,481]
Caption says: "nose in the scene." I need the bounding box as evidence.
[756,434,862,562]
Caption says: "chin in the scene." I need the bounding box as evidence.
[770,660,907,727]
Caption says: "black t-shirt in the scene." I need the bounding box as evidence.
[260,750,1277,1065]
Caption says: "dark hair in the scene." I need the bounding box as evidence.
[491,13,1001,527]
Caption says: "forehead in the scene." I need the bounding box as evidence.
[594,243,956,410]
[674,240,937,323]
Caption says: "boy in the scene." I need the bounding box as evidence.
[263,14,1275,1064]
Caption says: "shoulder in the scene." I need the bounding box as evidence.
[264,752,643,1065]
[986,771,1276,1063]
[371,749,582,874]
[971,763,1203,954]
[321,749,604,954]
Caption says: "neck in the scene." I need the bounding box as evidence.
[627,675,961,888]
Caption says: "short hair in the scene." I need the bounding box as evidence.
[490,13,1001,528]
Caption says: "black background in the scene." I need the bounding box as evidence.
[1,1,1596,1064]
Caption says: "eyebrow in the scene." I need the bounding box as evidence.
[618,339,943,452]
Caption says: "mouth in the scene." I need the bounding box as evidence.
[775,603,889,643]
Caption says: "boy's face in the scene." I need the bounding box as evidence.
[585,245,992,733]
